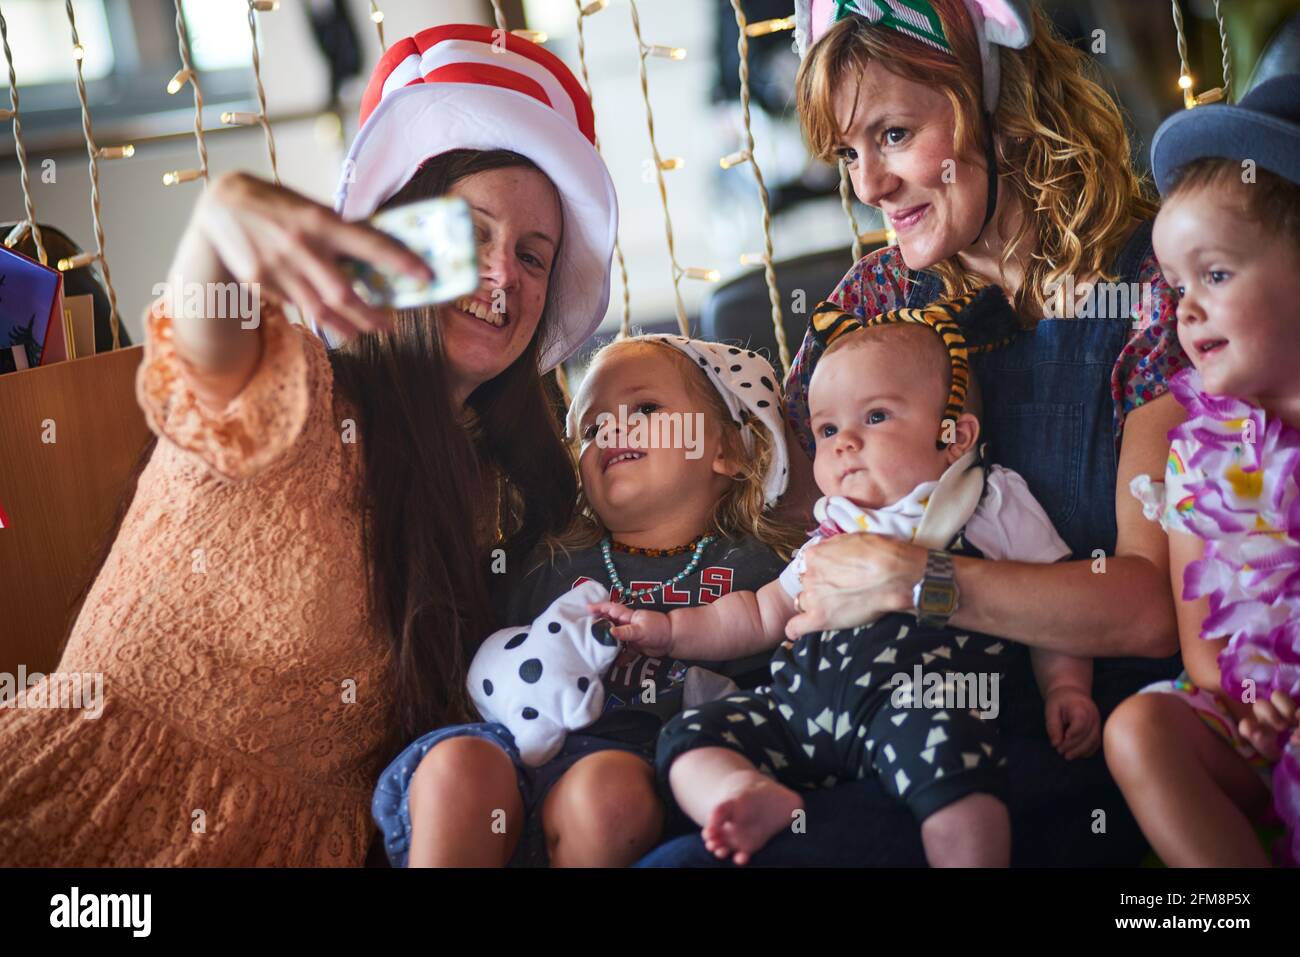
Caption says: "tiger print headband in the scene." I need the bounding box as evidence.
[810,285,1019,449]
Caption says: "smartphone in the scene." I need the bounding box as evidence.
[341,195,479,310]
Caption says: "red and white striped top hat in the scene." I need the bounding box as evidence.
[334,24,618,372]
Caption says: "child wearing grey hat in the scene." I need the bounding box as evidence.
[1109,74,1300,867]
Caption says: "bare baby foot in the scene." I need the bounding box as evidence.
[701,770,804,866]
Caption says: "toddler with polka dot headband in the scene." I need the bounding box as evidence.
[371,334,803,867]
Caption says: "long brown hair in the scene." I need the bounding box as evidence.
[798,0,1157,319]
[329,149,578,760]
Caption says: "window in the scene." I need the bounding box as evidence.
[179,0,251,72]
[2,0,115,86]
[0,0,258,152]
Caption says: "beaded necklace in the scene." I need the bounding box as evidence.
[600,533,716,604]
[609,538,696,557]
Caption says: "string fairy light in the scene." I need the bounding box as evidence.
[629,0,716,337]
[162,168,203,186]
[486,0,543,44]
[0,1,47,266]
[164,0,208,188]
[745,16,795,38]
[368,1,386,52]
[724,0,791,374]
[167,67,193,94]
[1212,0,1232,101]
[572,0,631,336]
[63,0,121,348]
[719,149,750,169]
[839,162,864,264]
[481,0,564,393]
[246,0,280,183]
[56,250,97,271]
[646,44,686,59]
[1171,0,1231,109]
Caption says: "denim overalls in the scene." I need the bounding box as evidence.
[911,221,1180,686]
[637,222,1178,867]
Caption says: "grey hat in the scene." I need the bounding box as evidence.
[1151,73,1300,195]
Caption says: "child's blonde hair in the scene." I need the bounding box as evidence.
[555,337,805,559]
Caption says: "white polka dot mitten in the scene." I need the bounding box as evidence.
[467,580,620,767]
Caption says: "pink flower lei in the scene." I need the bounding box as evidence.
[1167,368,1300,864]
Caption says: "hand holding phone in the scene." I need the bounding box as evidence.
[340,196,480,310]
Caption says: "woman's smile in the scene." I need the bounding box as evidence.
[452,296,510,329]
[887,203,930,233]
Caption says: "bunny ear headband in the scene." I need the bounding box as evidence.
[794,0,1033,243]
[565,336,790,507]
[810,285,1019,450]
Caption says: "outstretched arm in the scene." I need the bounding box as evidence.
[165,172,431,410]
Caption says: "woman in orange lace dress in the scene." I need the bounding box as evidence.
[0,25,616,866]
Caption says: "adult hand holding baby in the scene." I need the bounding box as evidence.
[785,533,928,641]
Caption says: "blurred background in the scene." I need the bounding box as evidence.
[2,0,1299,367]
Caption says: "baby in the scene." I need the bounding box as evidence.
[595,290,1100,866]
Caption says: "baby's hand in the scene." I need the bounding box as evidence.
[1238,690,1300,761]
[587,601,674,658]
[1043,686,1100,760]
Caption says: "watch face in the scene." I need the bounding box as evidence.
[919,582,958,615]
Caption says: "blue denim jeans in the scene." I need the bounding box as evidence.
[638,222,1179,867]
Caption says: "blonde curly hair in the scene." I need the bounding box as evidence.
[797,0,1157,320]
[555,337,805,560]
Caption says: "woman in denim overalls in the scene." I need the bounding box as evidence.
[639,0,1187,866]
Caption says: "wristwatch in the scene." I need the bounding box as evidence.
[912,549,959,627]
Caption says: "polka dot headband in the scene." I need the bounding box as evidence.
[566,335,790,507]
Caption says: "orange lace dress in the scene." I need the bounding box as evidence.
[0,302,394,866]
